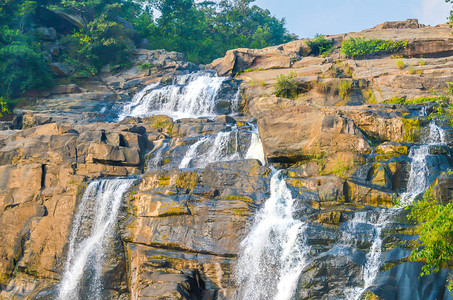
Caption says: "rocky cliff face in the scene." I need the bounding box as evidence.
[1,19,453,300]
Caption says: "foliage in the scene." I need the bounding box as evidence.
[0,43,52,97]
[0,0,295,101]
[306,34,333,56]
[274,72,298,99]
[419,59,427,66]
[0,97,10,117]
[138,63,154,71]
[383,95,447,105]
[341,37,408,58]
[407,188,453,289]
[396,60,406,70]
[338,80,352,99]
[146,0,296,64]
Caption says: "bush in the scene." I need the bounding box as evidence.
[274,72,298,99]
[341,37,408,58]
[419,59,427,66]
[306,35,333,56]
[0,97,10,117]
[383,96,445,105]
[407,188,453,290]
[339,80,352,99]
[396,60,406,69]
[408,67,416,75]
[0,44,53,97]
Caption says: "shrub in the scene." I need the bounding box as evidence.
[138,63,154,71]
[274,72,298,99]
[339,80,352,99]
[396,60,406,70]
[0,97,10,117]
[383,96,445,105]
[0,44,53,97]
[418,59,427,66]
[306,35,333,56]
[341,37,408,58]
[363,89,376,104]
[408,67,416,75]
[416,68,424,75]
[407,188,453,290]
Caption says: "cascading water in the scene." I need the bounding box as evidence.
[146,140,168,170]
[235,170,310,300]
[119,71,229,120]
[179,128,241,169]
[245,124,266,166]
[346,121,447,299]
[58,178,134,300]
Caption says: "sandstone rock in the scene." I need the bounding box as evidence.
[318,211,342,225]
[34,27,57,41]
[209,46,302,76]
[49,63,72,77]
[345,180,396,207]
[248,97,370,162]
[51,84,81,95]
[374,19,424,30]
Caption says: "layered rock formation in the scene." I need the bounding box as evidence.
[2,19,453,300]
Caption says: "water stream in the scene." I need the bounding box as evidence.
[345,121,447,299]
[119,71,230,120]
[58,179,135,300]
[235,170,310,300]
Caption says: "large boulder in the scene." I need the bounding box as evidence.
[248,97,370,162]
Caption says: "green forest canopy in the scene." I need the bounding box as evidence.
[0,0,296,101]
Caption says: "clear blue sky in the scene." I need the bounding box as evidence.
[254,0,451,38]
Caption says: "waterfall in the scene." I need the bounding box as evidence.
[179,128,241,169]
[146,140,168,170]
[347,121,446,299]
[179,137,208,168]
[58,178,135,300]
[235,171,310,300]
[245,123,266,165]
[119,71,229,120]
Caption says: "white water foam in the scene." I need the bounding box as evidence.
[179,128,242,169]
[58,178,134,300]
[119,71,228,120]
[146,140,168,171]
[245,124,266,165]
[235,171,310,300]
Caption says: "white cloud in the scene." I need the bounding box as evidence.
[415,0,451,26]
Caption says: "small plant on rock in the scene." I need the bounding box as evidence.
[339,80,352,99]
[306,34,333,56]
[274,72,298,99]
[396,60,406,70]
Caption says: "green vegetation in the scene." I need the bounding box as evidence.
[363,89,377,104]
[407,187,453,291]
[419,59,427,66]
[274,72,298,99]
[340,37,408,58]
[383,95,447,105]
[0,98,10,117]
[0,0,295,112]
[338,80,352,99]
[396,60,406,70]
[426,83,453,126]
[306,34,333,56]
